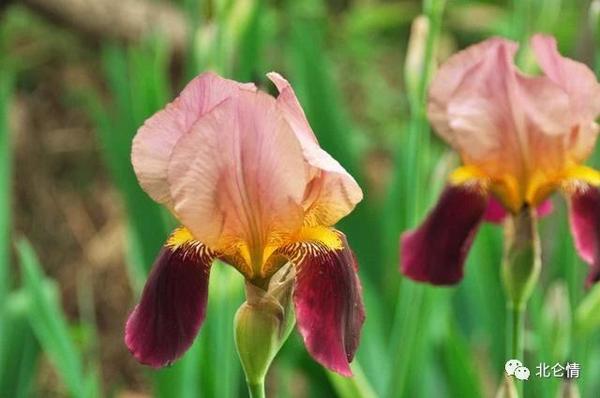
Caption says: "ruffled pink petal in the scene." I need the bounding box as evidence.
[401,184,488,285]
[568,185,600,286]
[531,35,600,162]
[428,37,599,194]
[132,72,256,207]
[428,37,516,146]
[285,231,365,376]
[125,242,214,367]
[532,35,600,122]
[167,91,308,252]
[484,197,553,223]
[267,72,363,226]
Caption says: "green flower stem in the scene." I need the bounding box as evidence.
[247,381,265,398]
[508,304,525,361]
[509,304,525,398]
[501,207,541,397]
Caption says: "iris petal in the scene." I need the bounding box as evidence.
[167,91,307,259]
[568,184,600,286]
[267,72,363,227]
[279,230,364,376]
[132,72,256,208]
[401,183,488,285]
[124,238,214,367]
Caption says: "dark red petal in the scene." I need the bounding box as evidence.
[484,196,508,223]
[569,185,600,286]
[289,232,365,377]
[401,184,488,285]
[124,243,214,367]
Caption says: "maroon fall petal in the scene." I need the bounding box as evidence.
[291,233,365,377]
[568,185,600,286]
[401,184,488,285]
[124,243,214,367]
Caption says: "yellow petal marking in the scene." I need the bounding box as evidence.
[449,165,488,186]
[295,225,343,251]
[166,227,195,249]
[564,164,600,186]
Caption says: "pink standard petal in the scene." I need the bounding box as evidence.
[531,34,600,162]
[289,232,365,377]
[167,91,308,252]
[532,35,600,123]
[429,36,591,193]
[124,243,214,367]
[267,72,363,226]
[401,184,488,285]
[443,42,571,178]
[428,37,516,146]
[568,185,600,286]
[132,72,256,207]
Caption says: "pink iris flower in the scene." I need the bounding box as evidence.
[125,72,365,376]
[401,35,600,286]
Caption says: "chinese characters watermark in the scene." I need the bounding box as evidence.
[535,362,580,379]
[505,360,581,381]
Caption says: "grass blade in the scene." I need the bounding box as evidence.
[16,238,98,398]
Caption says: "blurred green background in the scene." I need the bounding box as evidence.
[1,0,600,396]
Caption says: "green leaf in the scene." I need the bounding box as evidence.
[16,239,98,398]
[0,290,40,398]
[0,70,13,303]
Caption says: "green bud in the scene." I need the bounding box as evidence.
[234,264,296,391]
[501,207,541,310]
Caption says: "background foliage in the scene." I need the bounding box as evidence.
[1,0,600,396]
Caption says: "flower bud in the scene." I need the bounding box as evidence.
[501,206,541,310]
[234,264,295,387]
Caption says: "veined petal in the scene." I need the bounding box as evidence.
[132,72,256,207]
[125,229,214,367]
[267,72,363,226]
[278,229,364,376]
[530,34,600,167]
[443,41,570,180]
[167,91,307,265]
[401,183,488,285]
[568,184,600,286]
[532,35,600,123]
[428,37,516,146]
[429,36,600,209]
